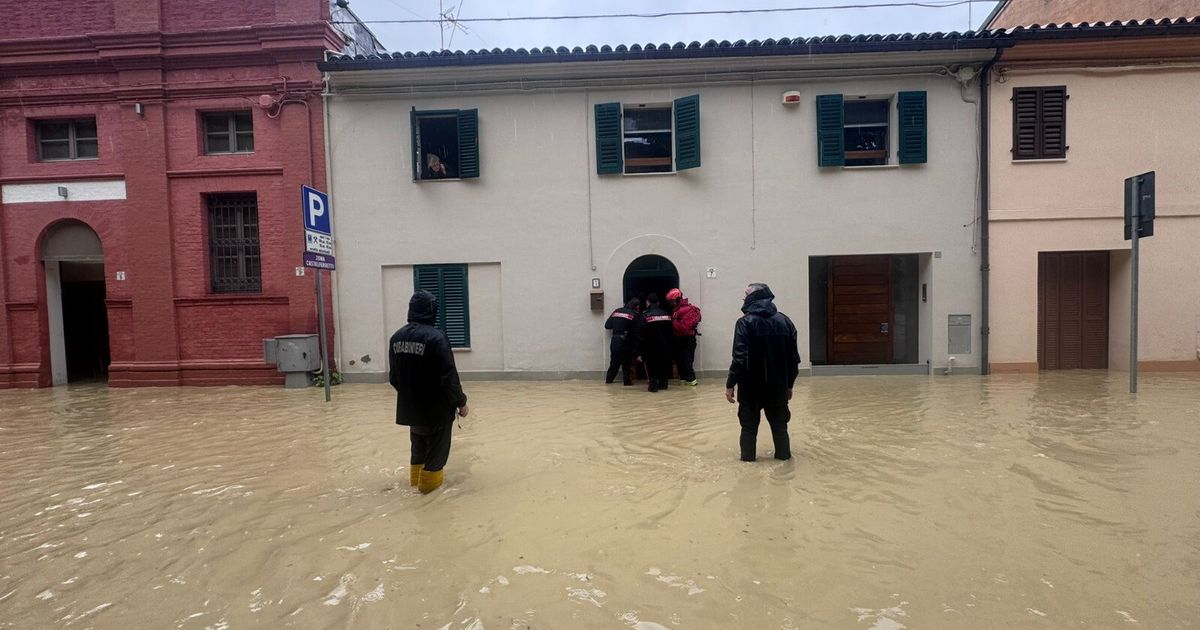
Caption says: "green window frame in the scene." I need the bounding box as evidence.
[414,264,470,348]
[817,91,928,167]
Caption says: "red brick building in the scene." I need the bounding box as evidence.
[0,0,363,387]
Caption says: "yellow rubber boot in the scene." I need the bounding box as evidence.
[409,464,424,487]
[418,469,444,494]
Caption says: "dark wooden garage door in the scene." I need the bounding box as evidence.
[1038,251,1109,370]
[828,255,892,364]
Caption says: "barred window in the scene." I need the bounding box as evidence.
[207,193,261,293]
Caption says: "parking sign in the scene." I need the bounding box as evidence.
[301,186,335,269]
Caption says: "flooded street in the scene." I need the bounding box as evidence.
[1,374,1198,629]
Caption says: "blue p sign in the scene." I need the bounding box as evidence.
[302,186,331,234]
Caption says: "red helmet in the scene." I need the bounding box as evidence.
[666,288,683,301]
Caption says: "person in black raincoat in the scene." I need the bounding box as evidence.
[605,297,641,385]
[639,293,675,392]
[725,283,800,461]
[388,290,469,494]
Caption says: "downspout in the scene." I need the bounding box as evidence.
[979,50,1001,376]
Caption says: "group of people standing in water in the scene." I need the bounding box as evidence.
[603,288,702,392]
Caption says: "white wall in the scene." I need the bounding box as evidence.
[329,73,983,377]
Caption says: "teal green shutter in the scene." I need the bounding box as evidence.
[409,108,420,180]
[440,265,470,348]
[816,94,844,167]
[673,94,701,171]
[594,102,623,175]
[897,91,928,164]
[456,109,480,178]
[413,265,470,348]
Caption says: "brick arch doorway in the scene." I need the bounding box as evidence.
[41,220,110,385]
[622,255,679,306]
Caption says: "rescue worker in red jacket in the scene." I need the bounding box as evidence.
[667,288,702,386]
[638,294,674,392]
[605,297,640,385]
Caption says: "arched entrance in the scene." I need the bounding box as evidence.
[41,221,110,384]
[623,255,679,304]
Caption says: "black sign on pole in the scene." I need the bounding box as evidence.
[1124,171,1155,240]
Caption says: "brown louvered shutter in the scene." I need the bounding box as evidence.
[1039,87,1067,159]
[1013,87,1068,160]
[1081,252,1109,369]
[1058,253,1084,369]
[1013,88,1040,160]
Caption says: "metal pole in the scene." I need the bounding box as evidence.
[1129,177,1140,394]
[316,269,331,402]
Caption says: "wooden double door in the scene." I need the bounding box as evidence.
[1038,251,1109,370]
[827,255,893,365]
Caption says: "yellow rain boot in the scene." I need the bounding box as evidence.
[418,468,444,494]
[409,464,424,487]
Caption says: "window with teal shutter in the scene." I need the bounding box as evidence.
[896,91,927,164]
[413,264,471,348]
[456,109,480,178]
[410,109,479,180]
[816,94,845,167]
[673,94,701,170]
[594,102,623,174]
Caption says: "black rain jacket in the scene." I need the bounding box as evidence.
[726,287,801,403]
[388,291,468,426]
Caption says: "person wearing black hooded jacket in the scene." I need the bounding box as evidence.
[725,283,801,462]
[389,290,469,494]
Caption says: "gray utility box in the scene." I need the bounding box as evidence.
[263,334,321,389]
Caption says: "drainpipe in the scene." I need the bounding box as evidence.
[979,51,1001,376]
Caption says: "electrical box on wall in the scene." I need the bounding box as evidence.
[590,291,604,312]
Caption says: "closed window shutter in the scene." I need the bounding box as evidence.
[440,265,470,348]
[410,108,421,180]
[1039,87,1067,158]
[1012,89,1039,159]
[896,91,927,164]
[413,265,470,348]
[816,94,845,167]
[456,109,480,178]
[673,94,701,170]
[594,102,623,175]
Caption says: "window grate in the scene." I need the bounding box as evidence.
[208,193,262,293]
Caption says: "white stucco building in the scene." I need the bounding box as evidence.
[321,34,1004,381]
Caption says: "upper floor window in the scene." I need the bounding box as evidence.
[817,91,927,168]
[204,111,255,154]
[1012,87,1067,160]
[37,118,98,161]
[594,95,700,175]
[207,193,261,294]
[410,109,479,180]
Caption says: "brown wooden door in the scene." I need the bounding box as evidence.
[1038,251,1109,370]
[828,255,892,364]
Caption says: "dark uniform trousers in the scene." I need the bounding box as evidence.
[737,401,791,462]
[410,423,454,472]
[606,333,635,385]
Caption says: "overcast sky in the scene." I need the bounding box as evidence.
[345,0,1004,53]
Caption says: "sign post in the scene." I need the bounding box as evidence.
[1123,171,1155,394]
[302,185,335,402]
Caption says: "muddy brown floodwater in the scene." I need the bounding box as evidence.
[1,374,1199,629]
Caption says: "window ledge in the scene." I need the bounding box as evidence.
[621,171,677,177]
[1012,158,1068,164]
[841,164,900,171]
[452,347,472,352]
[415,177,465,183]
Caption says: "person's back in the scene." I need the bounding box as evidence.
[726,283,800,461]
[389,290,468,493]
[639,295,674,391]
[605,299,640,385]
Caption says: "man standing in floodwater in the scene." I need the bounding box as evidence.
[388,290,469,494]
[725,283,800,462]
[605,297,641,386]
[639,294,674,392]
